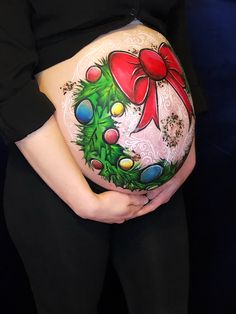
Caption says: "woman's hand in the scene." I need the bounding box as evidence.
[84,191,149,224]
[133,137,196,219]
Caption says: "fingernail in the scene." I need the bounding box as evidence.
[145,197,149,204]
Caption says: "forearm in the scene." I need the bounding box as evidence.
[15,114,97,218]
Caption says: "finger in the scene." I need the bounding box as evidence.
[119,204,146,222]
[115,219,126,224]
[146,188,162,200]
[146,182,171,200]
[128,204,144,214]
[135,192,170,217]
[129,195,149,206]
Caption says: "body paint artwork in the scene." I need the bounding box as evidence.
[61,43,195,191]
[108,43,193,132]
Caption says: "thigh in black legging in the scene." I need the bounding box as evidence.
[110,189,189,314]
[3,145,110,314]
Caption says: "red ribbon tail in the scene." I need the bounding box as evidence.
[133,80,159,133]
[166,73,193,126]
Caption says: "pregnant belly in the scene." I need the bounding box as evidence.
[35,23,195,194]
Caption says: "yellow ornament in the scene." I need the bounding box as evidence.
[119,158,134,171]
[111,102,125,117]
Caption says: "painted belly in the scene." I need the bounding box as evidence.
[37,24,195,192]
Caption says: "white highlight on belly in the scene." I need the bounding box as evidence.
[61,27,166,139]
[115,82,194,166]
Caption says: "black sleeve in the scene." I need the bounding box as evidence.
[0,0,56,146]
[165,0,208,115]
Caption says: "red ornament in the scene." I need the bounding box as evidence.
[91,159,103,170]
[103,128,119,144]
[86,66,102,83]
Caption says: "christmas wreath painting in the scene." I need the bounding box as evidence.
[65,43,195,191]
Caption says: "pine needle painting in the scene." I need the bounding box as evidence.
[62,43,195,191]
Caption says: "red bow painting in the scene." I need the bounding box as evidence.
[108,43,193,132]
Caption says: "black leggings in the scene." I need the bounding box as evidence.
[3,144,189,314]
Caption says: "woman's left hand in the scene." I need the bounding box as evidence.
[132,136,196,219]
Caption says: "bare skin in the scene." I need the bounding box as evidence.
[15,23,196,224]
[35,23,195,194]
[15,114,195,224]
[15,115,149,224]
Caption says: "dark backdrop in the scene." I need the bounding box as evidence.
[184,0,236,313]
[1,0,236,313]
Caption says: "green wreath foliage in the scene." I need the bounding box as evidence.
[71,58,178,191]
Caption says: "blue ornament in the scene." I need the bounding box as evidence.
[140,164,163,183]
[75,99,93,124]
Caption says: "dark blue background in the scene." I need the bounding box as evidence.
[184,0,236,313]
[1,1,236,312]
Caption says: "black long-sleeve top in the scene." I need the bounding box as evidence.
[0,0,207,146]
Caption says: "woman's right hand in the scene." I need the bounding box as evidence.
[80,191,149,224]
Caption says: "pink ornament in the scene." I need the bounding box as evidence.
[91,159,103,170]
[103,128,119,144]
[86,66,102,83]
